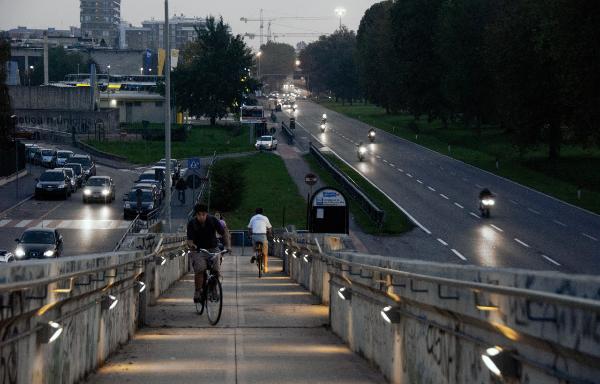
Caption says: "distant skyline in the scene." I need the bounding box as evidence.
[0,0,378,49]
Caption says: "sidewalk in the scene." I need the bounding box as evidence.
[86,251,384,384]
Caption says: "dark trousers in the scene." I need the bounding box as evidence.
[178,190,185,204]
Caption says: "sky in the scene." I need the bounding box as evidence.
[0,0,378,49]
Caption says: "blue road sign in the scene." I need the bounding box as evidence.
[188,158,201,170]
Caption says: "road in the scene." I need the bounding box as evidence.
[283,101,600,274]
[0,144,141,257]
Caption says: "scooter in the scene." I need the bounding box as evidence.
[320,123,326,133]
[368,130,376,143]
[322,113,327,124]
[357,145,367,161]
[479,197,495,218]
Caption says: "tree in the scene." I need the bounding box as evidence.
[0,32,13,149]
[259,41,296,91]
[30,47,90,85]
[173,17,258,125]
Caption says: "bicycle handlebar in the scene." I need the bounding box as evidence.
[193,248,230,256]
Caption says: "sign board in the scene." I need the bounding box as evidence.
[308,187,349,234]
[188,157,201,170]
[304,173,318,186]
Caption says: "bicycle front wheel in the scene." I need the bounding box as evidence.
[206,275,223,325]
[257,253,263,278]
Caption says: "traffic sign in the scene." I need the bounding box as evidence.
[188,158,201,170]
[304,173,318,186]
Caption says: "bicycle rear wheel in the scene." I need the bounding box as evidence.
[206,275,223,325]
[257,253,263,278]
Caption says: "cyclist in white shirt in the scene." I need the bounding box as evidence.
[248,208,273,272]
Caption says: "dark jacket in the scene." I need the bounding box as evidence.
[175,178,187,191]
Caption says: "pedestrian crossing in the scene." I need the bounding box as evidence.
[0,219,131,230]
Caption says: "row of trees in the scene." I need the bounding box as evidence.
[300,0,600,159]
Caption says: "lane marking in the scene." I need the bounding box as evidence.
[440,194,449,200]
[476,183,483,188]
[376,155,381,159]
[490,224,504,232]
[406,173,413,178]
[437,238,448,246]
[451,249,467,261]
[510,199,519,205]
[0,219,11,227]
[542,255,561,266]
[390,163,395,167]
[15,220,32,227]
[427,186,436,191]
[514,238,530,248]
[454,202,464,209]
[582,233,598,241]
[552,219,567,227]
[397,168,404,172]
[528,208,540,215]
[383,159,388,163]
[469,212,481,219]
[416,180,423,184]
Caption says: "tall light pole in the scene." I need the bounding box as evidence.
[106,64,111,91]
[164,0,172,231]
[256,51,262,79]
[140,67,144,75]
[335,7,346,29]
[28,65,34,86]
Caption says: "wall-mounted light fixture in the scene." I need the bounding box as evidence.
[38,321,63,344]
[101,295,119,311]
[337,287,352,301]
[481,347,520,379]
[380,305,401,324]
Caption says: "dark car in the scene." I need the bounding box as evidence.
[14,228,63,260]
[55,167,77,192]
[82,176,116,203]
[156,158,181,180]
[133,182,162,205]
[123,188,159,220]
[64,162,84,187]
[69,154,96,179]
[39,148,58,168]
[136,171,165,197]
[35,169,71,199]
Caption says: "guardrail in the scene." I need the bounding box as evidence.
[275,232,600,384]
[309,142,384,227]
[187,151,217,219]
[281,121,294,144]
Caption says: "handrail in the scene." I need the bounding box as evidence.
[113,213,141,251]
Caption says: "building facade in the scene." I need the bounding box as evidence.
[142,15,205,51]
[80,0,121,47]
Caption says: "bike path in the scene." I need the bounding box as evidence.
[86,249,384,384]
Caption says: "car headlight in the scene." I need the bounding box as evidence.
[84,189,91,195]
[15,248,25,257]
[148,203,154,209]
[58,183,66,189]
[36,182,42,188]
[101,189,110,196]
[359,147,367,154]
[43,250,55,257]
[124,202,131,208]
[482,199,495,206]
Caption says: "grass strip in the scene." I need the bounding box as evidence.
[304,153,413,235]
[86,125,253,164]
[319,101,600,214]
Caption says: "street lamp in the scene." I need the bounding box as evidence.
[28,65,34,86]
[335,7,346,28]
[140,67,144,75]
[256,51,262,79]
[106,64,111,91]
[295,59,301,67]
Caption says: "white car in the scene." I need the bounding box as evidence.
[0,250,15,263]
[255,135,278,150]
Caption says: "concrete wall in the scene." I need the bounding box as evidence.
[9,86,95,111]
[14,109,119,133]
[0,234,188,384]
[277,234,600,384]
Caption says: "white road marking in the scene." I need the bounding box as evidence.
[406,173,413,178]
[15,220,32,227]
[528,208,540,215]
[582,233,598,241]
[383,159,388,163]
[510,199,519,205]
[514,238,530,248]
[476,184,483,188]
[462,177,469,182]
[451,249,467,261]
[552,219,567,227]
[390,163,395,167]
[542,255,561,266]
[454,202,464,209]
[470,212,481,219]
[397,168,404,172]
[0,219,11,227]
[437,238,448,246]
[490,224,504,232]
[376,155,382,159]
[440,194,449,200]
[427,186,436,191]
[417,180,423,184]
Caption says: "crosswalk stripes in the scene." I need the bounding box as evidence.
[15,220,32,227]
[0,219,132,230]
[0,219,11,227]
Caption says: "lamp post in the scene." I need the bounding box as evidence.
[28,65,34,86]
[164,0,172,231]
[140,67,144,75]
[11,115,18,199]
[106,64,111,91]
[334,7,346,29]
[256,51,262,79]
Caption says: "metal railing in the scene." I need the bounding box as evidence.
[281,121,294,144]
[187,151,217,219]
[309,143,384,227]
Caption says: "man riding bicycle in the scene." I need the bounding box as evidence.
[187,203,230,303]
[248,208,273,273]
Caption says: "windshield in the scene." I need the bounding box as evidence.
[128,191,153,202]
[65,164,82,175]
[21,231,55,244]
[39,172,64,182]
[86,178,109,186]
[71,157,91,167]
[260,136,272,141]
[41,150,54,156]
[63,169,73,177]
[57,152,71,158]
[139,173,156,181]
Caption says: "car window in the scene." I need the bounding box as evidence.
[128,191,154,201]
[21,231,55,244]
[260,136,272,141]
[65,164,82,175]
[63,169,73,177]
[39,172,64,181]
[87,178,109,186]
[41,150,54,156]
[71,157,91,167]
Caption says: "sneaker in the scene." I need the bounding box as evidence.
[193,289,203,303]
[250,256,256,264]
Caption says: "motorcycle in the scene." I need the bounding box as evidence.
[479,197,495,218]
[320,123,326,133]
[357,144,367,161]
[368,130,376,143]
[322,113,327,124]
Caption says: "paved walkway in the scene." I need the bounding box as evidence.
[86,251,385,384]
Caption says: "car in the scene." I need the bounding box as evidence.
[35,169,71,199]
[82,176,116,203]
[136,170,165,197]
[156,158,181,179]
[24,144,40,163]
[123,188,159,220]
[0,250,15,263]
[14,228,63,260]
[64,162,84,187]
[39,148,58,168]
[255,135,278,150]
[69,154,96,179]
[133,182,162,205]
[56,150,74,166]
[55,167,77,192]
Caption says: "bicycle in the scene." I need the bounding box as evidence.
[192,248,229,325]
[254,241,264,278]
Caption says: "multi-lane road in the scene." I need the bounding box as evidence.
[286,101,600,274]
[0,146,141,257]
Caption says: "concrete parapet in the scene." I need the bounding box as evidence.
[0,234,188,384]
[277,233,600,384]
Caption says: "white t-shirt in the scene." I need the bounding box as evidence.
[247,214,272,234]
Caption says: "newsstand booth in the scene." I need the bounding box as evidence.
[308,187,349,234]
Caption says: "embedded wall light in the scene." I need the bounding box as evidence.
[481,347,520,379]
[156,256,167,266]
[337,287,352,301]
[135,281,147,293]
[380,305,401,324]
[101,294,119,311]
[38,321,63,344]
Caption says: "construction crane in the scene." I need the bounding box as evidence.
[240,9,331,46]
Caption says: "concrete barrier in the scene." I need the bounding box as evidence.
[0,234,188,384]
[276,233,600,384]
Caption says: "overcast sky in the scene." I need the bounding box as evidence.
[0,0,377,49]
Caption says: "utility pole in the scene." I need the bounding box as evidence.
[43,31,49,85]
[164,0,172,232]
[259,8,264,48]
